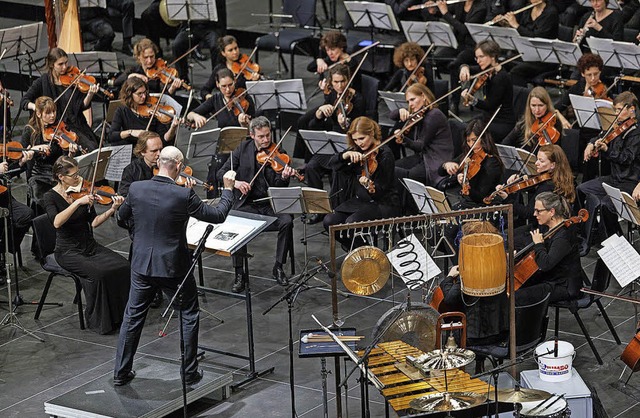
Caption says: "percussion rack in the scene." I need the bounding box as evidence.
[327,204,515,417]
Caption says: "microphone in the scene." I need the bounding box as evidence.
[192,224,214,261]
[316,258,336,278]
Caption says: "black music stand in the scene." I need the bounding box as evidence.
[379,91,407,111]
[299,129,347,155]
[466,23,520,51]
[588,37,640,74]
[496,144,537,175]
[246,79,306,139]
[569,94,616,131]
[401,20,458,49]
[344,1,400,39]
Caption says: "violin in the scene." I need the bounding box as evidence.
[0,90,14,107]
[360,151,378,194]
[463,71,491,106]
[226,87,251,117]
[256,143,305,182]
[58,66,114,99]
[0,141,41,161]
[144,58,191,91]
[586,81,610,101]
[230,54,262,81]
[511,209,589,293]
[153,165,214,191]
[593,117,637,157]
[483,172,552,204]
[135,96,176,124]
[67,179,119,205]
[43,121,84,153]
[406,66,427,88]
[460,149,487,196]
[530,112,560,146]
[335,88,355,130]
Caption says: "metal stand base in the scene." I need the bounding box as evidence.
[1,276,44,342]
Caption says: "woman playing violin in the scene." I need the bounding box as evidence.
[323,117,401,250]
[516,192,583,306]
[21,96,78,204]
[383,42,435,94]
[43,156,130,334]
[108,78,179,147]
[307,31,357,92]
[503,87,563,151]
[186,68,255,130]
[441,119,503,208]
[20,48,99,151]
[460,40,516,143]
[113,38,183,95]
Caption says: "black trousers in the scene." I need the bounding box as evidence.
[141,0,178,54]
[107,0,135,41]
[305,154,332,190]
[172,23,219,81]
[81,15,115,52]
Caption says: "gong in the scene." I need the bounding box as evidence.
[372,302,439,354]
[341,246,390,296]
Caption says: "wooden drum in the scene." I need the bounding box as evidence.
[458,233,506,297]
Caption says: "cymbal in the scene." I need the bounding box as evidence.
[410,391,487,412]
[414,348,476,371]
[341,246,390,295]
[374,302,439,353]
[488,387,551,403]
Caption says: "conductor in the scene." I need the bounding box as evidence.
[113,146,236,386]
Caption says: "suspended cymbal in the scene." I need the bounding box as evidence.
[341,246,390,295]
[410,391,487,412]
[413,348,476,371]
[488,387,551,403]
[373,302,439,353]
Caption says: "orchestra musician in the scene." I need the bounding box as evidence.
[0,83,12,138]
[383,42,435,94]
[43,156,130,334]
[307,31,358,92]
[112,38,183,95]
[502,87,563,151]
[460,40,516,143]
[441,118,504,209]
[113,146,235,387]
[186,68,255,130]
[79,4,115,53]
[20,48,99,151]
[573,0,624,47]
[516,192,584,306]
[216,116,295,293]
[578,91,640,256]
[108,78,179,147]
[139,1,178,58]
[323,116,401,250]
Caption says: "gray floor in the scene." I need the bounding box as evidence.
[1,1,640,417]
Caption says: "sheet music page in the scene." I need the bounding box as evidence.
[103,145,132,182]
[187,215,261,253]
[402,178,431,214]
[426,186,451,212]
[597,234,640,287]
[387,234,441,290]
[301,187,331,214]
[569,94,601,130]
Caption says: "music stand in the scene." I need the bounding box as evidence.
[401,20,458,49]
[577,0,620,9]
[102,145,133,182]
[298,129,348,155]
[603,183,640,242]
[569,94,616,131]
[246,79,306,138]
[587,38,640,72]
[75,148,112,181]
[344,1,400,36]
[512,36,557,64]
[466,23,520,51]
[379,91,407,112]
[401,178,451,215]
[496,144,537,175]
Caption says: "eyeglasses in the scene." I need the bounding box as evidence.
[133,91,148,96]
[533,208,549,214]
[63,171,80,179]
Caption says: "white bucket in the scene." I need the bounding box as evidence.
[534,340,575,382]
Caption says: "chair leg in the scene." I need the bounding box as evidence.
[573,310,603,365]
[596,299,622,344]
[74,278,85,330]
[34,273,54,320]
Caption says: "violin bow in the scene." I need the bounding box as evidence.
[88,121,108,198]
[463,54,523,86]
[246,126,293,191]
[202,82,257,126]
[234,46,259,81]
[166,44,199,68]
[327,41,380,71]
[145,77,172,131]
[330,51,368,117]
[400,44,434,92]
[459,105,502,182]
[176,89,194,136]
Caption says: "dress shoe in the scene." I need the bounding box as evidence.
[273,266,289,286]
[232,273,246,293]
[192,48,207,61]
[184,369,204,385]
[121,43,133,56]
[113,370,136,386]
[579,240,590,257]
[306,214,324,225]
[150,289,163,308]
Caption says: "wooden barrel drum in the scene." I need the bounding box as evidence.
[459,233,506,297]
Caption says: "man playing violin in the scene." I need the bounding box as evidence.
[108,78,179,147]
[216,116,294,293]
[578,92,640,256]
[307,31,356,92]
[186,68,255,130]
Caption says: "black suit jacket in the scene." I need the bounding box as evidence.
[119,175,234,278]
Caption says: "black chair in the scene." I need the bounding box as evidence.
[558,25,574,42]
[255,0,319,78]
[560,128,581,172]
[32,214,85,329]
[624,28,640,44]
[552,259,621,365]
[360,74,379,122]
[434,79,449,117]
[512,86,531,119]
[469,292,551,370]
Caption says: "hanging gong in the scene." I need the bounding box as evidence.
[372,302,439,353]
[341,246,390,296]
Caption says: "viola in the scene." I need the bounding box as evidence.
[144,58,191,91]
[586,81,610,101]
[483,172,552,205]
[43,121,84,153]
[530,112,560,146]
[335,88,355,130]
[511,209,589,293]
[153,165,214,191]
[460,149,487,196]
[0,141,38,161]
[230,54,262,81]
[463,71,491,106]
[360,151,378,194]
[58,66,114,99]
[135,96,176,124]
[226,87,251,117]
[593,117,637,157]
[256,143,304,182]
[67,179,118,205]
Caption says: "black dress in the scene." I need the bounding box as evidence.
[43,191,131,334]
[107,106,171,146]
[21,125,65,201]
[469,68,516,143]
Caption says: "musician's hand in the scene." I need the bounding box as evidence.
[182,177,195,189]
[507,174,521,184]
[504,12,518,28]
[343,150,364,164]
[585,16,602,32]
[168,78,182,94]
[557,112,572,129]
[597,142,608,153]
[319,78,328,92]
[448,265,459,278]
[187,112,207,129]
[637,33,640,44]
[497,189,508,199]
[68,142,78,154]
[249,72,261,81]
[633,182,640,201]
[20,150,32,165]
[0,161,8,174]
[457,173,464,185]
[86,83,98,99]
[235,180,251,195]
[573,28,585,43]
[358,175,372,189]
[111,195,124,209]
[129,73,149,83]
[316,104,334,119]
[461,89,472,106]
[443,162,459,176]
[204,93,213,100]
[76,194,95,207]
[398,108,410,121]
[222,170,236,190]
[316,58,328,74]
[583,143,594,162]
[436,0,448,15]
[394,129,404,144]
[282,165,295,180]
[459,66,470,82]
[530,228,544,244]
[238,113,251,126]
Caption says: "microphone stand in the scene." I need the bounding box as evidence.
[162,223,214,418]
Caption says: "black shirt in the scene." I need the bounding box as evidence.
[192,91,256,128]
[108,106,171,146]
[516,4,559,39]
[441,1,487,49]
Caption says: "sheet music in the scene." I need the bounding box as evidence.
[570,94,604,130]
[387,234,441,290]
[103,145,132,181]
[186,214,261,254]
[268,187,304,214]
[597,234,640,288]
[379,91,407,112]
[402,178,431,214]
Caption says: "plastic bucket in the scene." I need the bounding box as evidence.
[534,341,575,382]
